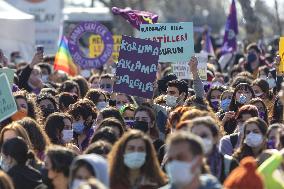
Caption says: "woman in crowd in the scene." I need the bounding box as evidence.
[45,112,73,145]
[96,118,125,138]
[12,90,43,124]
[248,98,269,124]
[1,137,45,189]
[17,117,50,160]
[219,105,259,156]
[108,130,167,189]
[58,92,78,113]
[85,89,108,110]
[228,83,255,112]
[44,145,77,189]
[206,86,226,112]
[72,76,90,98]
[69,154,109,189]
[0,122,33,150]
[120,104,137,129]
[251,78,274,118]
[178,116,238,183]
[68,99,97,151]
[134,106,160,141]
[59,80,81,98]
[233,117,268,162]
[96,107,125,128]
[36,92,58,119]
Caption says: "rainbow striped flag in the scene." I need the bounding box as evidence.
[54,36,78,76]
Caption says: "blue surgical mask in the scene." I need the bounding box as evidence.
[72,122,85,134]
[221,98,231,111]
[237,94,247,104]
[247,52,257,63]
[96,101,107,110]
[123,152,146,169]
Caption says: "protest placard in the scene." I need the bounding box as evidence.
[113,35,160,98]
[279,37,284,73]
[0,74,17,122]
[0,68,15,86]
[68,21,114,69]
[89,35,122,63]
[139,22,194,62]
[172,53,208,80]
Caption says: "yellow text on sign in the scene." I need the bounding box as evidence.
[89,35,122,62]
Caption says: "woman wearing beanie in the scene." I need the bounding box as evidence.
[223,156,264,189]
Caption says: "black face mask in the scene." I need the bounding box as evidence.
[133,121,149,133]
[42,108,55,117]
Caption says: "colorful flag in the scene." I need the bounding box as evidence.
[111,7,158,30]
[222,0,238,53]
[54,36,78,76]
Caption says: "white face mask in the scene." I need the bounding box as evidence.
[202,138,213,154]
[123,152,146,169]
[244,133,263,147]
[211,81,222,87]
[62,129,73,143]
[267,78,276,89]
[0,155,12,172]
[255,92,263,97]
[96,101,107,110]
[166,158,199,186]
[71,179,85,189]
[166,95,178,107]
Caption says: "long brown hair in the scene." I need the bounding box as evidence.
[0,170,14,189]
[108,130,167,189]
[233,117,267,162]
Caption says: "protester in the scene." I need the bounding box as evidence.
[179,116,238,183]
[160,131,221,189]
[44,145,77,189]
[44,112,73,145]
[17,117,50,160]
[68,99,97,151]
[108,130,167,189]
[69,154,109,189]
[233,117,268,162]
[1,137,46,189]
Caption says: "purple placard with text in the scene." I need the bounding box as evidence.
[113,35,160,98]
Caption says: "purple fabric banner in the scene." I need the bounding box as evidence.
[113,35,160,98]
[222,0,238,53]
[112,7,158,30]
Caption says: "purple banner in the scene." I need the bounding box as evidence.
[113,35,160,98]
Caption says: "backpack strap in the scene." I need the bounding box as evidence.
[224,154,233,176]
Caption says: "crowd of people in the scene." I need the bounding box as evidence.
[0,39,284,189]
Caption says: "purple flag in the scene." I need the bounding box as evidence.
[203,30,215,56]
[222,0,238,53]
[112,7,158,30]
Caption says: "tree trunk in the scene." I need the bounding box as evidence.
[238,0,263,42]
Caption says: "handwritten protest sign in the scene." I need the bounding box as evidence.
[113,35,160,98]
[68,21,113,69]
[0,74,17,122]
[139,22,194,62]
[0,68,15,86]
[279,37,284,73]
[172,53,208,80]
[89,35,122,63]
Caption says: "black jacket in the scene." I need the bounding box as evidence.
[8,164,46,189]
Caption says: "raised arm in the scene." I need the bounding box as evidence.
[188,56,205,99]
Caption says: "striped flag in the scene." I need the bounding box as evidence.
[54,36,78,76]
